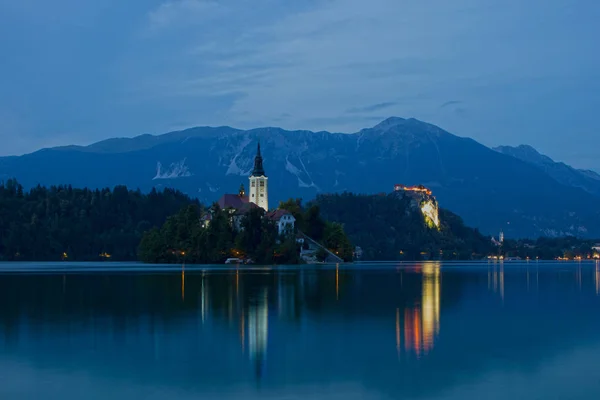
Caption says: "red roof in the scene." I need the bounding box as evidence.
[267,209,292,221]
[233,202,260,216]
[218,194,249,209]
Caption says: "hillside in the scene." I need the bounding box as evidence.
[495,145,600,197]
[2,117,600,238]
[311,191,493,261]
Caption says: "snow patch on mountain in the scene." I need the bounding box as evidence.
[153,159,192,180]
[206,183,220,193]
[285,156,320,190]
[226,137,254,176]
[285,157,303,177]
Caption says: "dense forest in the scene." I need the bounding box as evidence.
[312,192,600,261]
[0,179,196,261]
[2,179,598,263]
[311,192,495,260]
[138,201,353,264]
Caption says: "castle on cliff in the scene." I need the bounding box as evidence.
[393,184,440,228]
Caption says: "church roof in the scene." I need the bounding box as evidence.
[267,209,294,221]
[251,142,266,177]
[218,194,250,210]
[233,201,260,216]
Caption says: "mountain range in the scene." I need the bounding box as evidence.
[1,117,599,238]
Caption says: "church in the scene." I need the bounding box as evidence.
[202,143,295,236]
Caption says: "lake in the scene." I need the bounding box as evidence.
[1,261,600,399]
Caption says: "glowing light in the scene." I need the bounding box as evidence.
[99,252,111,259]
[421,201,440,229]
[394,184,432,196]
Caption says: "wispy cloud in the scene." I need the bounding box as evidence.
[1,0,599,170]
[147,0,223,30]
[439,100,463,109]
[346,102,397,114]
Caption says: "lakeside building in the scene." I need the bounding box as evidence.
[202,143,295,234]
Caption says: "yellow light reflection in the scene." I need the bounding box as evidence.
[181,265,185,301]
[402,263,441,358]
[489,263,504,301]
[421,263,440,353]
[336,264,339,300]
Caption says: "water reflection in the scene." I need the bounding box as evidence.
[402,263,441,357]
[247,289,268,377]
[596,263,600,295]
[488,262,505,300]
[1,263,600,399]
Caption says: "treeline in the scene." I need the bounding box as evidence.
[501,237,600,260]
[138,200,353,264]
[138,205,300,264]
[311,192,494,260]
[0,179,196,261]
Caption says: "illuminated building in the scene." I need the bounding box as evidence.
[393,184,439,228]
[394,184,432,196]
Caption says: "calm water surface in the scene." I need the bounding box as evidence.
[1,262,600,399]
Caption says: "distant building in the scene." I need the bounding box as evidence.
[353,246,363,260]
[394,184,432,196]
[267,209,296,236]
[201,213,212,229]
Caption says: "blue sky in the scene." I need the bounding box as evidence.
[1,0,599,169]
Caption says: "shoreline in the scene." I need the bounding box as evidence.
[0,259,598,274]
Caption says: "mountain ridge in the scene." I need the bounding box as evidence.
[495,144,600,197]
[1,117,599,238]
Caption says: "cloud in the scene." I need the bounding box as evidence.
[439,101,463,109]
[346,102,397,114]
[1,0,600,170]
[147,0,223,30]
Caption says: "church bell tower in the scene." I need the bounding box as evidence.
[249,142,268,211]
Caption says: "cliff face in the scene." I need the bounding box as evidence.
[392,185,440,229]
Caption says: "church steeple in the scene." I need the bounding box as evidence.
[248,141,269,211]
[251,142,266,177]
